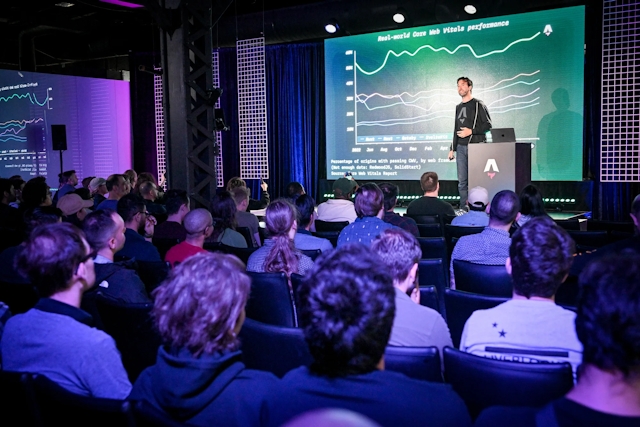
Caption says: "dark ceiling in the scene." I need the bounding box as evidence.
[0,0,588,74]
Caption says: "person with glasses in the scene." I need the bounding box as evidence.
[0,223,131,398]
[447,77,492,209]
[82,209,150,304]
[115,194,161,262]
[165,208,213,267]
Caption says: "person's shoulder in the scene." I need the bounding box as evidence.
[238,367,279,383]
[474,405,538,427]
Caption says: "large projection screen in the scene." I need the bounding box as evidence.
[325,6,585,181]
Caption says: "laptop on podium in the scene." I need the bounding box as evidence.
[490,128,516,143]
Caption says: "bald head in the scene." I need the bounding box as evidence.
[184,208,213,237]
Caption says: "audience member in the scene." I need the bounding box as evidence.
[226,176,270,210]
[133,172,156,194]
[337,183,397,247]
[153,189,189,241]
[0,178,20,229]
[123,169,138,191]
[475,250,640,426]
[460,217,581,375]
[115,194,161,262]
[81,176,95,190]
[0,223,131,398]
[208,191,248,248]
[8,176,25,209]
[97,174,130,211]
[316,177,357,223]
[516,184,549,227]
[82,210,149,304]
[20,176,52,212]
[451,186,489,226]
[58,193,93,227]
[406,172,455,217]
[378,182,419,237]
[0,206,62,284]
[129,252,277,426]
[53,170,78,205]
[231,186,261,247]
[371,229,452,355]
[89,177,108,210]
[263,244,471,427]
[450,189,520,287]
[282,409,381,427]
[139,180,167,217]
[293,194,333,253]
[247,199,314,275]
[286,181,305,202]
[165,209,212,267]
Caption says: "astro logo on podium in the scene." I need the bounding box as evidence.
[484,159,500,179]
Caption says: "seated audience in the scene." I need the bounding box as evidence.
[451,186,490,226]
[0,206,62,284]
[450,189,520,287]
[0,178,20,229]
[337,183,397,247]
[516,184,549,227]
[371,228,452,355]
[208,191,248,248]
[286,181,305,202]
[115,194,161,262]
[316,177,357,223]
[153,189,189,241]
[139,180,167,217]
[406,171,455,217]
[165,208,212,267]
[89,177,108,210]
[8,176,25,209]
[379,182,419,237]
[52,169,78,205]
[1,223,131,398]
[263,244,471,427]
[226,176,269,211]
[232,186,261,247]
[475,250,640,426]
[293,194,333,253]
[58,193,93,227]
[82,210,149,304]
[81,176,95,190]
[97,174,130,211]
[20,176,52,213]
[460,217,582,375]
[123,169,138,191]
[247,199,314,275]
[129,252,277,426]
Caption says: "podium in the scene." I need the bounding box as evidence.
[468,142,531,200]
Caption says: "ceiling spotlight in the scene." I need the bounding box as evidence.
[464,4,477,14]
[55,2,75,6]
[393,10,406,24]
[325,21,339,34]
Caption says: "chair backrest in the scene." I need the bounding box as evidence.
[314,220,349,232]
[444,225,485,254]
[553,218,582,231]
[136,261,170,294]
[299,249,322,261]
[236,226,255,247]
[152,237,181,260]
[0,282,39,315]
[312,231,339,247]
[406,214,440,225]
[443,347,573,419]
[0,371,41,426]
[567,230,610,252]
[384,346,442,383]
[238,318,312,378]
[246,272,297,327]
[417,237,448,262]
[444,289,508,348]
[418,259,448,319]
[32,374,136,427]
[95,296,162,382]
[419,285,439,314]
[416,223,444,238]
[204,242,257,264]
[452,260,513,297]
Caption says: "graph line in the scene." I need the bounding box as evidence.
[355,32,541,75]
[0,92,49,107]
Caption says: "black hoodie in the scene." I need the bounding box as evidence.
[129,346,277,427]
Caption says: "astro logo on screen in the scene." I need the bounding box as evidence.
[484,159,499,179]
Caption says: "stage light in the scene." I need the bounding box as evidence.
[393,9,406,24]
[325,21,339,34]
[464,4,477,14]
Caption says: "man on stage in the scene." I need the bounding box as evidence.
[448,77,492,208]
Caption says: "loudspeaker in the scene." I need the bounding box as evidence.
[51,124,67,151]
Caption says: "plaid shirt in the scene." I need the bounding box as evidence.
[450,227,511,287]
[383,211,420,237]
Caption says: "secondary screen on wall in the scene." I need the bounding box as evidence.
[0,69,131,187]
[325,6,585,181]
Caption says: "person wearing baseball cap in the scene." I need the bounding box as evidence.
[316,175,358,224]
[451,186,490,227]
[58,193,93,227]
